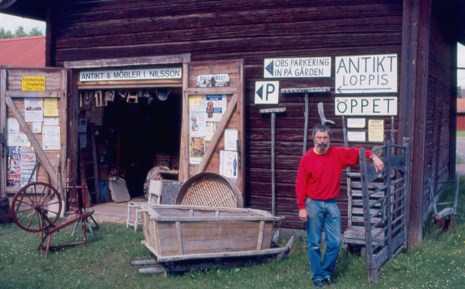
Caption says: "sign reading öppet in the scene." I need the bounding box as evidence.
[335,96,398,116]
[335,54,397,94]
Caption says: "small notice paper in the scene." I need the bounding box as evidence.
[22,76,46,91]
[44,99,59,116]
[368,119,384,142]
[347,131,366,142]
[42,125,60,150]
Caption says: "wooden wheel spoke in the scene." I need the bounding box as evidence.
[14,198,34,210]
[22,193,37,207]
[16,208,36,224]
[11,182,62,233]
[42,207,60,217]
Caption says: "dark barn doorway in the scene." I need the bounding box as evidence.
[77,87,181,203]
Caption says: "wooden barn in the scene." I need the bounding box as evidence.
[1,0,465,247]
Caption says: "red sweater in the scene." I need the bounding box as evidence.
[295,146,372,210]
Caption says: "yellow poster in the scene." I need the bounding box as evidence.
[21,76,46,91]
[368,119,384,142]
[44,98,59,117]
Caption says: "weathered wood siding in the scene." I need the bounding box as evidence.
[47,0,405,229]
[423,7,456,219]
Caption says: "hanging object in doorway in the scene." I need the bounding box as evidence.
[79,91,92,109]
[127,91,139,103]
[104,91,114,106]
[95,90,104,107]
[118,90,128,101]
[156,88,170,101]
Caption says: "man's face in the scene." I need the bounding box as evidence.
[313,131,330,154]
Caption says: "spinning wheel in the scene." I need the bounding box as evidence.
[11,182,62,233]
[10,181,92,259]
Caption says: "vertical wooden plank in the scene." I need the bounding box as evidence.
[0,69,6,197]
[359,148,377,282]
[236,60,245,191]
[176,221,184,255]
[256,221,265,250]
[179,63,190,183]
[68,71,80,185]
[153,219,161,255]
[399,0,432,248]
[59,70,68,197]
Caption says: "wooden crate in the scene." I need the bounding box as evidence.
[141,204,283,262]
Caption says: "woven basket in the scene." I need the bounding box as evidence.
[175,172,243,208]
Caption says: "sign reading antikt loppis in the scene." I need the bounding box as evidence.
[335,54,397,94]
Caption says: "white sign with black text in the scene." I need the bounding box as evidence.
[79,67,182,82]
[335,96,398,116]
[255,81,279,104]
[264,57,331,78]
[335,54,397,94]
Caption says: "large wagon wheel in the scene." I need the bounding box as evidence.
[11,182,62,233]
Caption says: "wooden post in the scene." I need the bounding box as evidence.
[260,107,286,215]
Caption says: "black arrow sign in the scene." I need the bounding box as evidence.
[265,61,274,76]
[336,86,394,94]
[256,85,264,100]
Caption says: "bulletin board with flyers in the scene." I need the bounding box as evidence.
[0,68,67,196]
[179,60,245,192]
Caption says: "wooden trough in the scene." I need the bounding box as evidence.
[140,204,289,263]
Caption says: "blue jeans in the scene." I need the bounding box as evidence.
[306,198,341,282]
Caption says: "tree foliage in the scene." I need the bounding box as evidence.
[0,26,44,38]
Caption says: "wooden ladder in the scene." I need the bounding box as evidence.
[79,124,99,205]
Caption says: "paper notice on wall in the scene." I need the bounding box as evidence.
[347,118,366,128]
[368,119,384,142]
[44,117,59,126]
[7,118,20,134]
[189,95,206,112]
[6,146,21,188]
[32,122,42,133]
[224,129,238,151]
[347,131,366,142]
[205,121,218,141]
[42,125,60,150]
[25,98,44,122]
[205,94,226,122]
[190,111,206,137]
[7,133,31,147]
[20,147,36,186]
[44,98,59,116]
[189,136,205,165]
[220,150,238,179]
[6,146,36,188]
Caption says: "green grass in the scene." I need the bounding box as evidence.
[1,178,465,289]
[457,131,465,138]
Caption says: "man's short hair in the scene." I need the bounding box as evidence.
[312,124,332,138]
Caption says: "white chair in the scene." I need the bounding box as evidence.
[126,180,162,231]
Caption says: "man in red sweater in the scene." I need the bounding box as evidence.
[295,124,384,287]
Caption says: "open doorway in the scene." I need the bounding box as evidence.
[77,87,181,204]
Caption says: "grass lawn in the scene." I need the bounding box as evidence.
[1,179,465,289]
